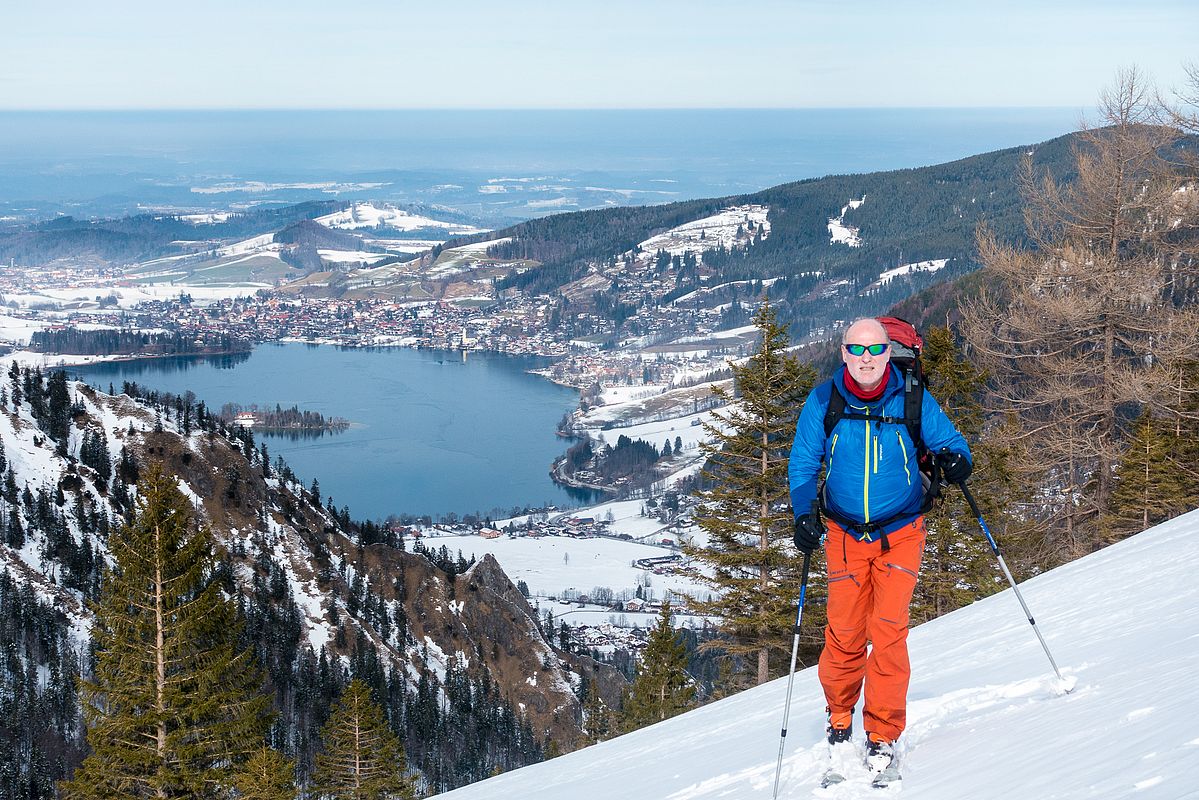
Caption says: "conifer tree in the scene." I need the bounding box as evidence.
[310,679,415,800]
[1162,360,1199,509]
[685,298,817,687]
[580,682,615,745]
[1103,408,1193,543]
[231,745,297,800]
[61,464,271,799]
[618,601,695,732]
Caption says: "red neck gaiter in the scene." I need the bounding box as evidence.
[844,367,890,401]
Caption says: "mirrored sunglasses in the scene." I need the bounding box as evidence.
[844,343,889,357]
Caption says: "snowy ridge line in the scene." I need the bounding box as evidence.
[437,507,1199,799]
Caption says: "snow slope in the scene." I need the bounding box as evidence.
[876,258,948,286]
[435,509,1199,799]
[634,204,769,260]
[419,528,704,605]
[314,202,485,236]
[828,197,865,247]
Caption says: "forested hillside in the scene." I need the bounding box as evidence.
[451,132,1084,333]
[0,366,623,797]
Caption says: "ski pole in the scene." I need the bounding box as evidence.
[957,481,1069,689]
[772,547,813,800]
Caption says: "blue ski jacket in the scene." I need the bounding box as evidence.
[788,364,971,540]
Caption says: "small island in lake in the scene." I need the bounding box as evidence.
[220,402,349,438]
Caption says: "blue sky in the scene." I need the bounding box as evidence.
[2,0,1195,109]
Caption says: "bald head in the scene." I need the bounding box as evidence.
[842,318,888,346]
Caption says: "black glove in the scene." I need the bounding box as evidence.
[793,514,823,554]
[937,449,972,484]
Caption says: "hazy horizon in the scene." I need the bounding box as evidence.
[3,1,1194,110]
[0,107,1083,221]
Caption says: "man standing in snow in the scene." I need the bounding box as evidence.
[787,317,971,781]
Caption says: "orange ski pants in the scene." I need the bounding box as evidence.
[818,516,926,743]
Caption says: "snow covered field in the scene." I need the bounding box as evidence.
[436,508,1199,799]
[634,204,769,260]
[426,237,516,278]
[877,258,948,286]
[317,249,392,265]
[1,284,260,314]
[315,202,485,236]
[419,528,706,604]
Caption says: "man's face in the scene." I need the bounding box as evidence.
[842,321,891,390]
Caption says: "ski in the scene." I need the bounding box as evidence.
[819,768,846,788]
[821,739,857,789]
[870,763,902,788]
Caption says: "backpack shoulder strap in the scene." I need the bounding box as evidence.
[822,382,847,439]
[902,371,923,449]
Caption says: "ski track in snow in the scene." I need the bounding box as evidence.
[437,509,1199,800]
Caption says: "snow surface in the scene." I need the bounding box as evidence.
[174,212,234,224]
[314,202,485,236]
[635,205,769,261]
[216,233,277,258]
[317,249,392,265]
[828,197,865,247]
[435,508,1199,799]
[416,531,704,603]
[2,285,258,313]
[0,314,52,345]
[594,411,711,455]
[877,258,948,286]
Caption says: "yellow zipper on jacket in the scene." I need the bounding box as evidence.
[897,431,913,486]
[862,406,871,523]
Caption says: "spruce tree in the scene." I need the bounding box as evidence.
[580,683,615,745]
[231,745,297,800]
[61,464,270,799]
[618,601,695,732]
[1103,408,1193,543]
[684,298,817,687]
[46,369,72,450]
[1163,360,1199,510]
[310,679,415,800]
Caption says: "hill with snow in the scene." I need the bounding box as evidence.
[0,370,625,792]
[436,509,1199,799]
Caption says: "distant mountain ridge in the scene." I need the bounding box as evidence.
[0,132,1092,337]
[444,132,1082,333]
